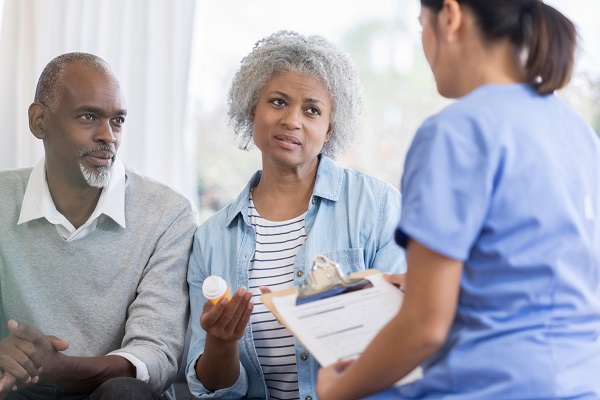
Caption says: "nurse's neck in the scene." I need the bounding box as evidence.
[453,36,526,98]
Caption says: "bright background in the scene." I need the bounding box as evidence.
[188,0,600,221]
[1,0,598,222]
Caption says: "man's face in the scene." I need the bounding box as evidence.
[42,61,127,188]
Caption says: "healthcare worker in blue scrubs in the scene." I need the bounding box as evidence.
[316,0,600,399]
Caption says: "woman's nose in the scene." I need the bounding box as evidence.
[281,107,302,129]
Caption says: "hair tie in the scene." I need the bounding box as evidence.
[522,0,541,14]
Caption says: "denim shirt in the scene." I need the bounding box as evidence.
[186,155,406,399]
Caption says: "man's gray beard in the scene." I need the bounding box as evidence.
[79,162,112,188]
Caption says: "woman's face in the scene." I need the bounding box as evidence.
[251,70,332,171]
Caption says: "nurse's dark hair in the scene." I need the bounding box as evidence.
[421,0,577,94]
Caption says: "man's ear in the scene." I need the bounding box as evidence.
[28,103,47,139]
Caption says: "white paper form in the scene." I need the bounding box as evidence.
[271,273,402,367]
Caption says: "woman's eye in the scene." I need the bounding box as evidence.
[307,107,321,116]
[270,99,285,106]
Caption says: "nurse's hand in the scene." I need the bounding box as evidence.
[316,359,355,400]
[383,273,407,292]
[200,288,254,343]
[259,286,272,294]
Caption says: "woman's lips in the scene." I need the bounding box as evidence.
[275,134,301,148]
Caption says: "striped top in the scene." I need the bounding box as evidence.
[248,194,306,400]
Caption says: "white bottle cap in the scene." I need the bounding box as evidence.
[202,275,228,300]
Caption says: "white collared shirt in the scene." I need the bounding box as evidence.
[18,157,127,239]
[17,156,150,382]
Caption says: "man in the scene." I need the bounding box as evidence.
[0,53,197,399]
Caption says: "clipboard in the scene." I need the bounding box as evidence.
[262,254,380,319]
[260,254,404,367]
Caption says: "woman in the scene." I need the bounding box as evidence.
[317,1,600,399]
[186,30,406,399]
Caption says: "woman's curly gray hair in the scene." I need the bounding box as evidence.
[227,30,364,159]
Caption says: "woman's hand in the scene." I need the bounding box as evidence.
[200,288,254,344]
[195,287,254,390]
[316,359,355,400]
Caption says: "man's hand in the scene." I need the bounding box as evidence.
[0,320,42,386]
[0,372,18,399]
[0,320,69,387]
[1,321,134,394]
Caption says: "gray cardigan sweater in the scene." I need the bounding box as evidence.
[0,167,197,392]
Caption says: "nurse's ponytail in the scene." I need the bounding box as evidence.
[420,0,578,94]
[522,1,576,94]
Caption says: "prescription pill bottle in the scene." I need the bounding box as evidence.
[202,275,231,304]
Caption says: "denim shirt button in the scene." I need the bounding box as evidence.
[305,396,313,400]
[300,353,308,361]
[296,270,304,277]
[311,196,316,205]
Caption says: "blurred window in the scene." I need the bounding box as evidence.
[188,0,600,222]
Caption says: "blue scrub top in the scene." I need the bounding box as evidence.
[394,84,600,399]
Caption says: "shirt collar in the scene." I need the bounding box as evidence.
[225,154,343,226]
[18,156,127,229]
[311,154,343,202]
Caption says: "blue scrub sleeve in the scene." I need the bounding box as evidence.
[396,115,496,261]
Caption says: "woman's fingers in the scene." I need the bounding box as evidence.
[201,288,253,342]
[233,300,254,337]
[224,289,253,332]
[200,298,224,329]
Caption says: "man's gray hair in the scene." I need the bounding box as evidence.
[35,52,114,112]
[227,30,364,159]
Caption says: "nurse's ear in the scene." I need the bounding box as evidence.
[439,0,464,42]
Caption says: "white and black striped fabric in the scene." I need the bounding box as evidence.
[248,194,306,400]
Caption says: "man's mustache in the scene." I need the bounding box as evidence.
[77,145,116,158]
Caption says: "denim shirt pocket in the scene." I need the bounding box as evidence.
[322,248,366,274]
